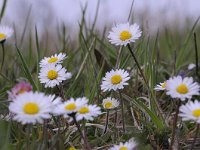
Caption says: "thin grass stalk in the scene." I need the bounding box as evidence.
[118,90,125,133]
[104,110,109,134]
[170,100,181,150]
[0,42,5,70]
[194,33,199,78]
[190,124,200,150]
[127,43,165,121]
[71,115,91,150]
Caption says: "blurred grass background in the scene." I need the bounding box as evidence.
[0,0,200,149]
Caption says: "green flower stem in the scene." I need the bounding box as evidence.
[1,42,5,70]
[170,100,181,150]
[118,90,125,133]
[71,115,91,150]
[127,44,165,121]
[104,110,109,134]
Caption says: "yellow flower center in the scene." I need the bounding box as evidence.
[120,30,132,41]
[78,107,89,114]
[65,103,76,110]
[68,147,76,150]
[192,109,200,117]
[105,102,113,109]
[0,33,6,39]
[47,70,58,80]
[23,102,39,115]
[17,88,28,95]
[161,82,166,88]
[119,146,128,150]
[176,84,188,94]
[111,75,122,84]
[48,57,58,63]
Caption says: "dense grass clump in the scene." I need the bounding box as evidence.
[0,2,200,150]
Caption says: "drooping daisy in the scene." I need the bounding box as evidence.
[39,64,72,88]
[76,104,101,121]
[179,100,200,123]
[154,81,167,91]
[40,53,66,67]
[55,97,88,116]
[108,23,142,46]
[109,139,137,150]
[102,97,119,109]
[101,69,130,92]
[9,92,53,124]
[165,76,200,101]
[188,63,196,70]
[7,81,33,100]
[0,25,13,42]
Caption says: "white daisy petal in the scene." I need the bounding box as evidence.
[109,138,137,150]
[154,81,167,91]
[40,53,67,67]
[102,97,119,109]
[9,92,53,124]
[165,76,200,101]
[38,64,72,88]
[0,25,13,42]
[179,100,200,123]
[108,23,142,46]
[101,69,130,92]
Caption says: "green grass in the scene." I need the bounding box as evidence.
[0,2,200,150]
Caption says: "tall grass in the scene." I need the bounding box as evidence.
[0,1,200,150]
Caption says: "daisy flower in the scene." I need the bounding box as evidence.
[9,92,53,124]
[101,69,130,92]
[55,97,88,116]
[102,97,119,109]
[188,63,196,70]
[154,81,167,91]
[7,81,33,100]
[39,64,72,88]
[76,104,101,121]
[40,53,66,67]
[0,25,13,42]
[47,94,62,114]
[179,100,200,123]
[109,139,137,150]
[165,76,200,101]
[108,23,142,46]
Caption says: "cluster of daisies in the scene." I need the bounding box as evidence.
[8,81,101,124]
[155,75,200,123]
[38,53,72,88]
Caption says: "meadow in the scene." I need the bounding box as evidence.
[0,1,200,150]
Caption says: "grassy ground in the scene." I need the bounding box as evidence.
[0,1,200,150]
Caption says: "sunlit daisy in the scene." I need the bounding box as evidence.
[179,100,200,123]
[55,97,88,116]
[102,97,119,109]
[109,139,137,150]
[0,25,13,42]
[7,81,33,100]
[76,104,101,121]
[39,64,72,88]
[108,23,142,46]
[9,92,53,124]
[188,63,196,70]
[40,53,66,67]
[154,81,167,91]
[101,69,130,92]
[166,76,200,101]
